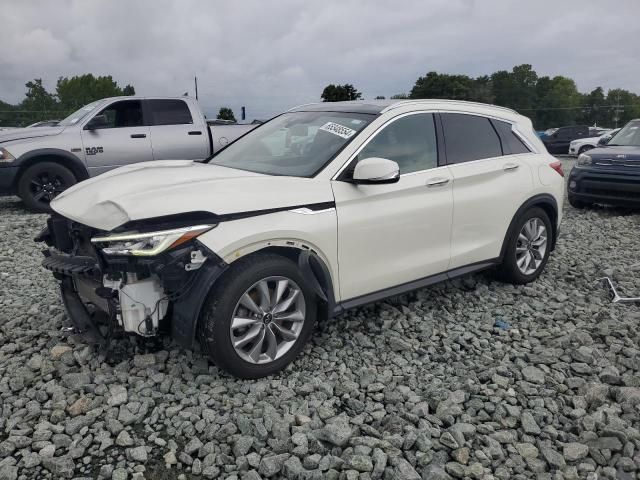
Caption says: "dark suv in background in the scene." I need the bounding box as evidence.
[542,125,591,154]
[568,119,640,208]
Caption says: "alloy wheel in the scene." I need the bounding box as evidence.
[30,172,67,203]
[229,276,306,364]
[515,217,548,275]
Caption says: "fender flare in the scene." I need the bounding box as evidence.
[499,193,559,260]
[16,148,89,183]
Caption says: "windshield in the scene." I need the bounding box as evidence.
[608,121,640,146]
[57,100,103,126]
[207,111,374,177]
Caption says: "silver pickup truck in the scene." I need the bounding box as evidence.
[0,96,257,211]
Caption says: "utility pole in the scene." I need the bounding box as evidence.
[613,93,624,128]
[194,76,198,100]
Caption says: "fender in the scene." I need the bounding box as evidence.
[17,148,89,181]
[499,193,559,259]
[297,249,336,319]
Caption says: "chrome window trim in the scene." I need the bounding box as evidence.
[332,109,538,180]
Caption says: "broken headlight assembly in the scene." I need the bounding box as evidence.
[577,153,592,167]
[91,224,215,256]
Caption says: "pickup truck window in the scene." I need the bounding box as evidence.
[98,100,144,128]
[207,111,373,177]
[58,100,102,126]
[147,99,193,126]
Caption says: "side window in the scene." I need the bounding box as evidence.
[147,100,193,126]
[441,113,502,163]
[97,100,143,128]
[356,113,437,174]
[491,119,531,154]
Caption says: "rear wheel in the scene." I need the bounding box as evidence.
[17,162,77,212]
[199,254,317,379]
[496,208,552,284]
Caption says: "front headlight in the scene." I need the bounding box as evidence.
[577,153,592,166]
[91,224,215,256]
[0,147,15,163]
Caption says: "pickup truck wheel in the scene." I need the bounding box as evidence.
[17,162,77,212]
[495,207,552,285]
[199,254,317,379]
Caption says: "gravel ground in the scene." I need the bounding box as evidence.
[1,157,640,480]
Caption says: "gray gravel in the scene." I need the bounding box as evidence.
[1,157,640,480]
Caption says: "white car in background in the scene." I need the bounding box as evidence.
[37,99,564,378]
[569,128,619,156]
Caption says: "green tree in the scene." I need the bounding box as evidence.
[605,89,640,127]
[491,64,538,111]
[390,93,408,99]
[321,84,362,102]
[410,72,474,100]
[534,76,582,128]
[19,79,59,125]
[56,74,135,111]
[374,95,386,100]
[217,107,236,122]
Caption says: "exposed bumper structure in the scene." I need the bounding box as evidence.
[568,166,640,206]
[37,215,228,347]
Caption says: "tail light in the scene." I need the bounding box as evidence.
[549,161,564,177]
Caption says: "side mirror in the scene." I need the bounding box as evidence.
[352,157,400,185]
[598,136,610,146]
[85,114,109,130]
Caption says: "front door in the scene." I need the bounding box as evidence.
[331,112,453,301]
[81,99,152,175]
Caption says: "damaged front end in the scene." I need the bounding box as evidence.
[36,215,228,347]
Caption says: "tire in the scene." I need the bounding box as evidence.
[495,207,553,285]
[578,145,593,155]
[17,162,77,212]
[199,254,317,379]
[568,194,590,209]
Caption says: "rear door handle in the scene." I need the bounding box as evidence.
[130,134,146,139]
[426,177,450,187]
[188,131,202,135]
[503,163,519,171]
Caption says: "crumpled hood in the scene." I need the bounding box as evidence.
[0,126,65,143]
[51,160,334,231]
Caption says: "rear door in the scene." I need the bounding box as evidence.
[80,99,152,175]
[441,112,534,269]
[146,99,209,160]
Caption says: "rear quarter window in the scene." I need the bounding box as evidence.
[491,119,531,155]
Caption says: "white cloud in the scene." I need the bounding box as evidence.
[1,0,639,119]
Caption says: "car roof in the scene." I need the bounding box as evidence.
[287,99,520,118]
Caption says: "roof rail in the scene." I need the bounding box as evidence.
[286,102,320,112]
[381,99,519,115]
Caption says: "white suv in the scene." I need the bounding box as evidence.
[38,100,564,378]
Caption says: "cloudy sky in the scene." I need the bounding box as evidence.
[2,0,639,120]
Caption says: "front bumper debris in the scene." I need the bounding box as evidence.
[37,214,228,347]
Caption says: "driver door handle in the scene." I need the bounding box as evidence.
[130,134,147,139]
[426,177,450,187]
[503,163,520,171]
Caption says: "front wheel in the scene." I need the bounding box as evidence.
[199,254,317,379]
[495,208,552,284]
[17,162,77,212]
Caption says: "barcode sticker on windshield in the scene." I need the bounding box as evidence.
[319,122,357,139]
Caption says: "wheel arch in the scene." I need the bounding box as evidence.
[15,149,89,188]
[235,245,337,323]
[499,193,559,260]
